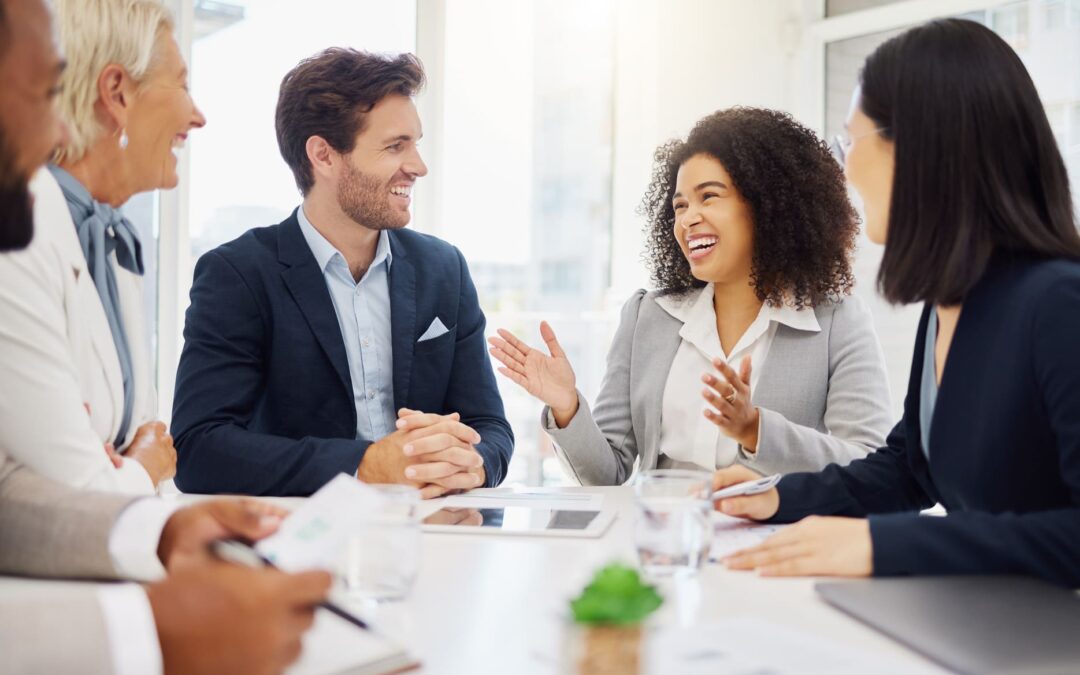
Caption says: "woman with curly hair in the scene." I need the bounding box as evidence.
[488,107,894,485]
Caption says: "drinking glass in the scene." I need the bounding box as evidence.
[338,484,421,601]
[633,469,713,579]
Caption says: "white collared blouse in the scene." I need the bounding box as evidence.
[655,283,821,470]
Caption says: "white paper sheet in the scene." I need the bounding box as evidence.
[709,513,788,561]
[287,609,414,675]
[647,618,940,674]
[257,474,384,572]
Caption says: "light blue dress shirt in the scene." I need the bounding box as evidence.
[919,307,939,458]
[297,206,396,442]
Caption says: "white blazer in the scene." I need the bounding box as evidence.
[0,168,157,493]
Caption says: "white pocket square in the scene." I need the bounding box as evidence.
[418,317,450,342]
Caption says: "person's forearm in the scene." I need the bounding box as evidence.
[472,425,513,487]
[542,395,636,486]
[108,498,179,581]
[770,448,933,524]
[870,508,1080,587]
[745,407,873,475]
[33,454,156,495]
[0,460,133,579]
[175,424,367,496]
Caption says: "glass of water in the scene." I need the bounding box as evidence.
[339,484,421,601]
[633,469,713,579]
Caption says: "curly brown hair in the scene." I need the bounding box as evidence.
[639,107,858,308]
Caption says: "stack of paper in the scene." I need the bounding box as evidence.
[709,513,787,562]
[257,474,385,572]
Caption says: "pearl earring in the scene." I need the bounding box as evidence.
[119,129,129,150]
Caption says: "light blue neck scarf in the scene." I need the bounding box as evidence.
[48,164,143,446]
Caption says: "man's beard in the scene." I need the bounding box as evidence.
[0,126,34,252]
[337,162,409,232]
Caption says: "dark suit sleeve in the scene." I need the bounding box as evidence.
[172,251,366,496]
[444,248,514,486]
[771,419,934,522]
[869,275,1080,587]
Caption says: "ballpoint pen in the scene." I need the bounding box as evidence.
[210,538,374,633]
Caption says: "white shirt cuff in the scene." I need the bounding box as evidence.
[108,498,181,582]
[97,584,163,675]
[118,456,159,494]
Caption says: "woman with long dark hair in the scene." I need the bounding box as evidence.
[713,18,1080,587]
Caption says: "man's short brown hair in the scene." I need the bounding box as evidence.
[275,48,425,195]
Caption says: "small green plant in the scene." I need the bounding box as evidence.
[570,564,663,626]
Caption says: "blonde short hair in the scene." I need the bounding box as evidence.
[53,0,174,163]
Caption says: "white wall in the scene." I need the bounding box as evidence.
[609,0,808,299]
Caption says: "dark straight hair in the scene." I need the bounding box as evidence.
[860,18,1080,306]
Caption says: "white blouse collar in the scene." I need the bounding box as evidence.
[655,284,821,360]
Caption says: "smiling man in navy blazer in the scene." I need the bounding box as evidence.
[172,48,513,497]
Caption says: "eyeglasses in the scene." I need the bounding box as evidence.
[830,127,889,165]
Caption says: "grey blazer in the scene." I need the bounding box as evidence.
[543,289,894,485]
[0,453,134,674]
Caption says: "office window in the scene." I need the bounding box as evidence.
[826,0,904,17]
[179,0,615,486]
[123,192,159,365]
[824,1,1080,414]
[1048,103,1069,147]
[1043,0,1067,29]
[1071,103,1080,147]
[187,0,417,262]
[437,0,616,485]
[1042,0,1080,28]
[824,26,918,414]
[122,0,184,389]
[992,2,1031,48]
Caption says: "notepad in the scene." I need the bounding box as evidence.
[288,609,418,675]
[708,513,787,561]
[257,474,385,572]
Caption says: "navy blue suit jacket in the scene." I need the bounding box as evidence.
[772,252,1080,587]
[172,212,513,495]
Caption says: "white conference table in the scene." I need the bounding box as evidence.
[271,485,944,674]
[0,486,948,674]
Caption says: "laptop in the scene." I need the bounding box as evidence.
[816,576,1080,675]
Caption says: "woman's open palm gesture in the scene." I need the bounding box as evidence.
[488,322,578,413]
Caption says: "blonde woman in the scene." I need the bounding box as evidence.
[0,0,204,492]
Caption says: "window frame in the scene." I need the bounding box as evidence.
[156,0,192,423]
[793,0,1009,131]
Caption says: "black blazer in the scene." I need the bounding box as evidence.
[773,252,1080,587]
[172,212,513,496]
